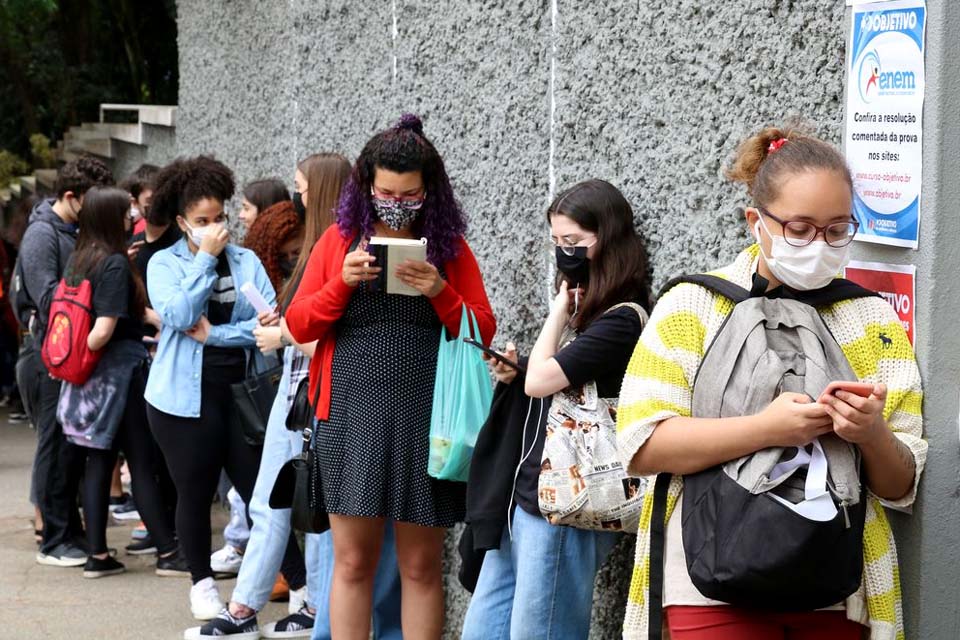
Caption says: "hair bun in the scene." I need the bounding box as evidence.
[396,113,424,136]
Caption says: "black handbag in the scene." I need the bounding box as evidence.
[231,351,283,446]
[269,384,329,533]
[285,377,311,432]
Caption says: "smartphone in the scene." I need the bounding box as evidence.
[463,338,526,373]
[820,381,875,401]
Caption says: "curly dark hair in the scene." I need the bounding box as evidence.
[54,155,114,198]
[149,155,236,225]
[244,201,302,292]
[337,113,466,265]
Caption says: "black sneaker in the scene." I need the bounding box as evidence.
[36,542,87,567]
[262,606,315,638]
[126,536,157,555]
[183,608,259,639]
[156,547,191,577]
[83,555,126,578]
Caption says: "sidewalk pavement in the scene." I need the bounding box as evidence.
[0,413,290,639]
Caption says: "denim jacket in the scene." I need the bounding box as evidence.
[144,238,276,417]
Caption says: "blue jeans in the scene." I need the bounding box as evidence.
[232,349,402,639]
[461,506,620,640]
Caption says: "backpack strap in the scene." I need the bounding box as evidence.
[648,473,672,640]
[660,274,752,304]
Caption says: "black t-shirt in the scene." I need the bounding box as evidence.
[203,252,245,372]
[131,224,181,287]
[85,254,143,346]
[514,306,644,516]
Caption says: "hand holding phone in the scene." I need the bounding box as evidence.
[463,338,526,373]
[818,381,876,403]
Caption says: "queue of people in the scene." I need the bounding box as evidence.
[6,114,925,640]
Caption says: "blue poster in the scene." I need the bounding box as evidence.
[845,0,926,249]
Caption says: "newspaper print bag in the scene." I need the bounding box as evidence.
[537,303,648,533]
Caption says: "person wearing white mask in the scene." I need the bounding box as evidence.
[143,156,278,621]
[616,127,925,640]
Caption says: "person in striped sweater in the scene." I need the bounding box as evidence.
[616,127,925,640]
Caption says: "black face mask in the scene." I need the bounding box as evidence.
[293,191,306,223]
[555,246,590,287]
[279,256,297,279]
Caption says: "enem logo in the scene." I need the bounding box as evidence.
[858,49,917,103]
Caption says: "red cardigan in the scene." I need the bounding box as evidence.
[286,226,497,420]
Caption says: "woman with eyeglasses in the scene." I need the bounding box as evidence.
[286,114,495,640]
[616,127,924,640]
[143,156,278,621]
[461,179,651,640]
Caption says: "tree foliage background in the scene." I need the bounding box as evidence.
[0,0,178,161]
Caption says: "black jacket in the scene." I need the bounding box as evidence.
[457,360,550,592]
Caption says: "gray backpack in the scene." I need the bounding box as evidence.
[647,274,879,637]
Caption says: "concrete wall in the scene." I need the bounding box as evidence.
[175,1,960,637]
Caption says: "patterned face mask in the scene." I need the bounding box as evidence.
[371,193,425,231]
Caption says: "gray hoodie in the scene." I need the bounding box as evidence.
[12,198,78,341]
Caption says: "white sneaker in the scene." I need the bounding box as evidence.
[288,586,308,615]
[210,544,243,575]
[190,577,224,621]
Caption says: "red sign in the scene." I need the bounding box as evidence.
[844,260,916,345]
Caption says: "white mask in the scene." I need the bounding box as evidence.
[754,217,850,291]
[184,220,214,247]
[130,206,141,222]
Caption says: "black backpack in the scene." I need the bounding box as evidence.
[647,274,879,637]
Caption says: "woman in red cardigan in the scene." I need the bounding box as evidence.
[286,114,495,640]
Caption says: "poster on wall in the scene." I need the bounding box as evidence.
[844,0,926,249]
[844,260,916,345]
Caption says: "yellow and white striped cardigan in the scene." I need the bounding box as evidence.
[616,245,926,640]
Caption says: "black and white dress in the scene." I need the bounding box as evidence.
[315,278,466,528]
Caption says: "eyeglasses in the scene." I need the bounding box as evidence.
[371,187,425,206]
[552,236,597,256]
[758,207,859,248]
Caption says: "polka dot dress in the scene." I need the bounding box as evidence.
[314,278,466,528]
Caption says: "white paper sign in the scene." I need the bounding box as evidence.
[845,0,926,249]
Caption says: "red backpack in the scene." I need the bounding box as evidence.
[42,278,101,385]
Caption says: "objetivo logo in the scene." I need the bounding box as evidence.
[857,49,917,103]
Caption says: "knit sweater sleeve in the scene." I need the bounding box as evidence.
[616,282,728,470]
[823,296,927,510]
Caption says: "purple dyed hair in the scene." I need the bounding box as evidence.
[336,113,466,265]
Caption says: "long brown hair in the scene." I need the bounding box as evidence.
[70,186,147,319]
[547,179,651,331]
[280,153,351,308]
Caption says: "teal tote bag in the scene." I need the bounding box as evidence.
[428,306,494,481]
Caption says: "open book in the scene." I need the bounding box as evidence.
[368,236,428,296]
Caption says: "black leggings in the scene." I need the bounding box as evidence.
[147,373,262,583]
[83,368,178,556]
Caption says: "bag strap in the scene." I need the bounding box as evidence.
[660,274,752,304]
[607,301,649,329]
[648,473,671,640]
[348,233,363,253]
[300,381,323,455]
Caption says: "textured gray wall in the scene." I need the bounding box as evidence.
[175,1,959,637]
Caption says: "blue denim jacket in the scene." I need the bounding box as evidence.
[144,238,276,417]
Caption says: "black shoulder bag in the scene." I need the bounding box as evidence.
[231,350,284,446]
[269,373,329,533]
